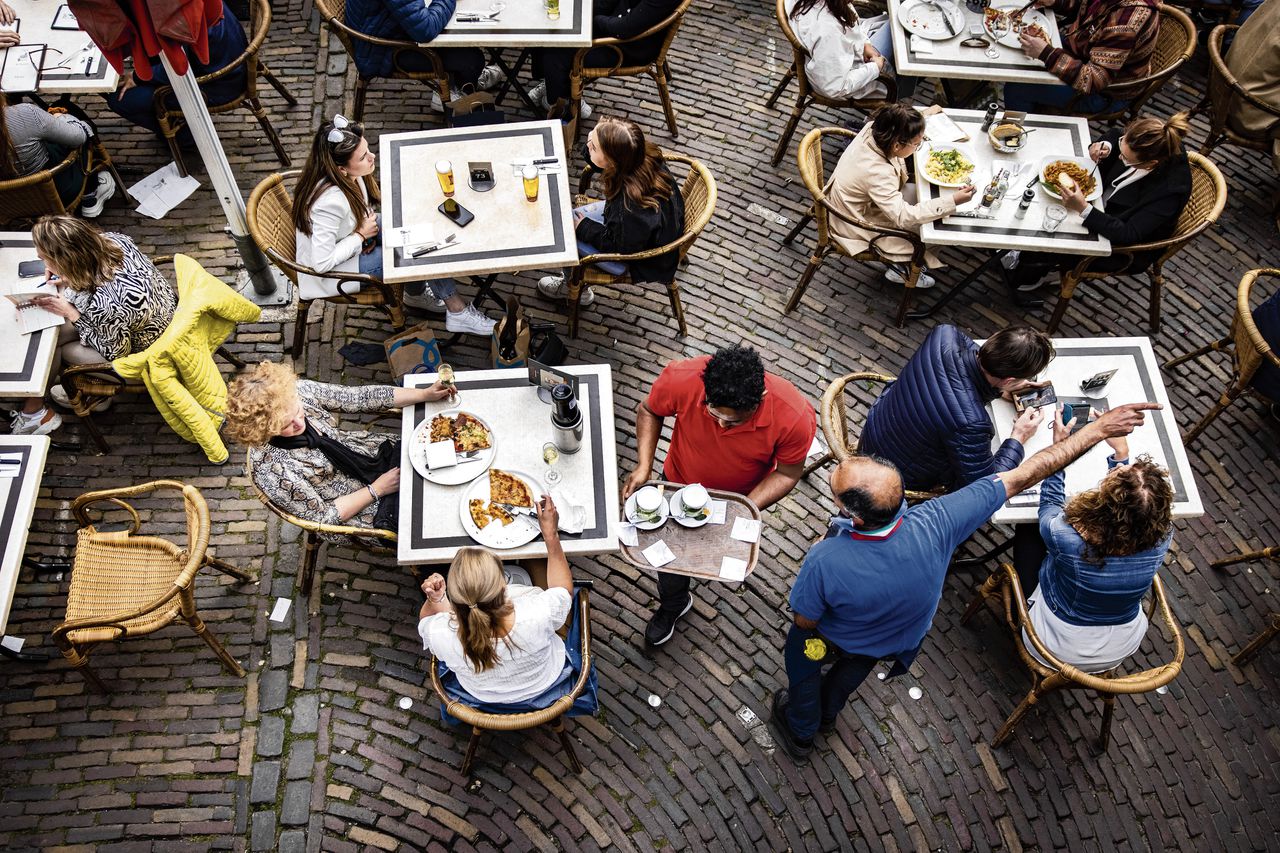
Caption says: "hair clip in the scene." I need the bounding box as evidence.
[326,114,350,144]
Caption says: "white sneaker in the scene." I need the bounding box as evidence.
[538,274,596,306]
[444,304,497,336]
[476,64,505,91]
[528,80,549,110]
[80,171,116,218]
[430,90,460,113]
[578,99,593,120]
[49,385,111,412]
[11,407,62,435]
[401,290,447,313]
[884,265,936,290]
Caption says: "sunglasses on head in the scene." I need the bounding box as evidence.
[327,114,351,145]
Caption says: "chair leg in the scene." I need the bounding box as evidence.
[291,301,309,359]
[460,727,483,776]
[247,97,291,168]
[802,450,832,478]
[566,270,585,337]
[784,249,828,314]
[771,96,809,167]
[204,554,254,583]
[1147,266,1165,334]
[1096,692,1117,753]
[991,686,1042,747]
[665,280,688,337]
[652,65,679,139]
[353,78,370,123]
[57,641,109,692]
[960,571,1004,626]
[299,531,321,598]
[1211,547,1279,570]
[1181,387,1244,447]
[1163,334,1231,369]
[78,412,111,455]
[260,64,298,106]
[1232,614,1280,666]
[164,129,189,179]
[765,64,796,109]
[184,609,246,678]
[553,717,584,774]
[893,272,918,328]
[782,210,813,246]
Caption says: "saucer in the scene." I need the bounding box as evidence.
[668,487,710,528]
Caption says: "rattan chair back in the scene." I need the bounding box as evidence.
[428,584,594,776]
[0,140,124,226]
[1197,24,1280,156]
[961,563,1183,750]
[246,171,301,285]
[796,125,839,249]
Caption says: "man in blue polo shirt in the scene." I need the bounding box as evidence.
[769,400,1162,761]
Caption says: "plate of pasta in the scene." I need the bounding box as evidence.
[1039,156,1102,202]
[921,144,976,188]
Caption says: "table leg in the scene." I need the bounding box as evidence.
[489,48,538,114]
[24,554,71,576]
[906,250,1005,320]
[0,642,53,662]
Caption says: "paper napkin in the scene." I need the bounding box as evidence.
[424,440,457,470]
[619,523,639,547]
[910,34,934,54]
[642,540,676,568]
[549,488,586,534]
[269,598,291,623]
[708,500,728,525]
[719,557,748,582]
[730,517,762,543]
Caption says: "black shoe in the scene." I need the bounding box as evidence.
[769,690,813,762]
[819,716,838,735]
[644,594,693,646]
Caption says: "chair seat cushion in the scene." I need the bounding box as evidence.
[63,530,184,644]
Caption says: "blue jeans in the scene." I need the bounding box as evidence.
[359,215,457,299]
[575,201,627,276]
[1004,82,1126,114]
[868,23,918,99]
[783,623,878,741]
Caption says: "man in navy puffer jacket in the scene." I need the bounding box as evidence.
[860,324,1054,492]
[346,0,486,87]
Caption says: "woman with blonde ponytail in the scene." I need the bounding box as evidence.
[418,495,574,702]
[1007,111,1194,295]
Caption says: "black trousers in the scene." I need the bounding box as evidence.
[1007,250,1138,290]
[1011,522,1047,597]
[398,48,486,88]
[531,44,660,103]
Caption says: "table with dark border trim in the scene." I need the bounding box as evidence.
[1,0,119,95]
[378,121,579,284]
[888,0,1063,85]
[397,365,620,564]
[431,0,592,47]
[0,233,59,400]
[985,336,1203,524]
[0,435,49,637]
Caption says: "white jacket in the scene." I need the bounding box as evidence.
[784,0,889,101]
[295,182,371,301]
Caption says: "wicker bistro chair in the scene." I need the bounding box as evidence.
[569,0,693,142]
[51,480,254,692]
[1193,25,1280,160]
[565,153,716,337]
[1163,268,1280,445]
[1044,152,1227,335]
[246,170,404,359]
[1211,546,1280,666]
[0,139,125,226]
[960,563,1184,752]
[783,127,930,327]
[315,0,451,123]
[1058,6,1196,124]
[246,451,396,602]
[765,0,896,167]
[429,582,594,776]
[155,0,296,178]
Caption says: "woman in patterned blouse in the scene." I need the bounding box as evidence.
[12,216,177,436]
[223,361,454,535]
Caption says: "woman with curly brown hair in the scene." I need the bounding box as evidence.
[1017,406,1175,671]
[538,115,684,307]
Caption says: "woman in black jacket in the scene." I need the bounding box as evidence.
[1009,111,1192,294]
[539,115,684,306]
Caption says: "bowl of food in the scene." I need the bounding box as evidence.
[921,144,976,188]
[983,4,1052,47]
[1038,156,1102,202]
[988,122,1027,153]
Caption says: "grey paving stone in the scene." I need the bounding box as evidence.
[286,740,315,781]
[278,829,307,853]
[259,670,290,714]
[257,717,286,759]
[250,810,277,853]
[249,762,281,806]
[280,780,312,827]
[292,694,320,735]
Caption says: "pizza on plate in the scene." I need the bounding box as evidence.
[453,413,492,453]
[469,498,516,529]
[490,469,534,508]
[429,414,455,444]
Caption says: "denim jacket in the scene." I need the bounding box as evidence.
[1036,456,1171,626]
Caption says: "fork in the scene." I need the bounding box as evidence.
[410,233,459,257]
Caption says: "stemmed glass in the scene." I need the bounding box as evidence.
[541,442,562,485]
[437,363,456,405]
[986,14,1008,59]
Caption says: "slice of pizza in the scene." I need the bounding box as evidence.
[468,498,493,529]
[488,503,516,526]
[489,469,534,508]
[430,414,455,444]
[453,413,492,452]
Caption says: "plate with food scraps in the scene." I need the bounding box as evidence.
[667,487,711,529]
[410,410,496,485]
[459,468,542,549]
[983,4,1051,48]
[921,143,977,188]
[897,0,965,40]
[1038,155,1102,202]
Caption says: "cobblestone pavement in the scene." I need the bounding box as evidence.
[2,0,1278,850]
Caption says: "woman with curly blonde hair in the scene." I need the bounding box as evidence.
[223,361,453,533]
[1018,407,1174,672]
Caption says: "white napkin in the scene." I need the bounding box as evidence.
[269,598,291,623]
[910,34,934,54]
[731,517,762,543]
[424,440,457,470]
[549,488,586,534]
[0,635,24,653]
[707,500,728,525]
[642,540,676,568]
[719,557,748,582]
[619,523,639,547]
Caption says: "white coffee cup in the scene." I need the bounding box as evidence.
[634,486,663,522]
[680,484,709,516]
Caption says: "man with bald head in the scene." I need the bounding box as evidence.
[769,401,1161,761]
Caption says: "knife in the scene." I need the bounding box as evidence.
[951,211,997,220]
[925,0,958,36]
[495,503,537,517]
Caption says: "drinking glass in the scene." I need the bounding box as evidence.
[522,165,540,202]
[435,160,455,197]
[541,442,562,484]
[986,17,1008,59]
[545,0,560,20]
[1042,204,1068,233]
[437,363,457,403]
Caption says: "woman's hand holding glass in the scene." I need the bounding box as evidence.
[418,380,456,405]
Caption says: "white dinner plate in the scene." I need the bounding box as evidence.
[409,410,496,486]
[1038,155,1104,202]
[458,470,542,549]
[667,487,711,528]
[897,0,966,40]
[920,143,977,188]
[983,4,1052,48]
[623,491,670,530]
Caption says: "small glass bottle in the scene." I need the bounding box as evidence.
[1013,187,1035,219]
[979,174,1001,208]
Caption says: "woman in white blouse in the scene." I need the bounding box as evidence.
[785,0,911,101]
[292,117,495,336]
[419,496,573,704]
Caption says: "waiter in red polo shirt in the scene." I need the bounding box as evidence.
[622,345,816,647]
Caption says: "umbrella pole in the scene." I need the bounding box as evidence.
[158,53,287,305]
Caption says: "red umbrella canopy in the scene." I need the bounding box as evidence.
[67,0,222,80]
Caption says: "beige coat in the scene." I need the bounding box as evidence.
[825,124,956,268]
[1220,0,1280,172]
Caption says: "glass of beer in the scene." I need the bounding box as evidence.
[542,442,562,484]
[522,165,539,202]
[545,0,560,20]
[436,160,455,197]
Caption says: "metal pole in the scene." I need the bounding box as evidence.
[158,52,284,303]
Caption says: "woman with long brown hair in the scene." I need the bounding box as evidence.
[538,115,684,306]
[293,116,495,336]
[1,91,115,216]
[418,497,573,703]
[1017,410,1174,671]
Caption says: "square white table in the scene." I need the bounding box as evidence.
[379,120,578,285]
[397,365,620,564]
[986,336,1203,523]
[432,0,593,47]
[0,434,49,636]
[0,232,58,399]
[888,0,1063,85]
[0,0,118,95]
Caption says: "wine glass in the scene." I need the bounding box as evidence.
[986,15,1008,59]
[437,363,456,404]
[541,442,562,485]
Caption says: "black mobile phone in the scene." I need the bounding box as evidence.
[1014,383,1057,412]
[1080,369,1118,393]
[18,259,46,278]
[438,199,474,227]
